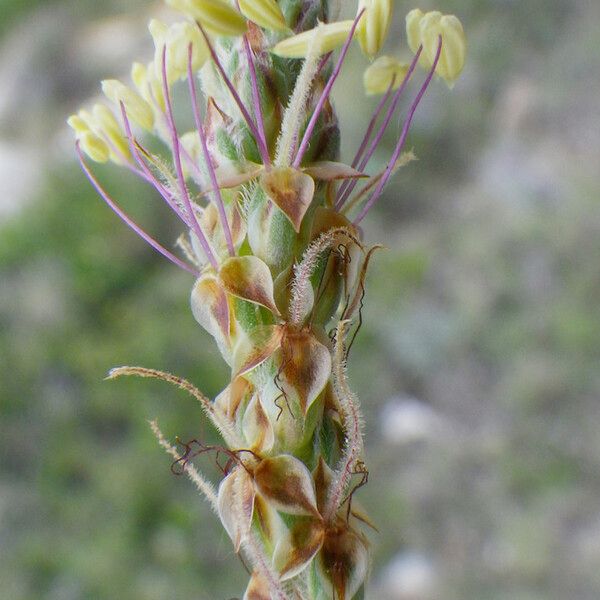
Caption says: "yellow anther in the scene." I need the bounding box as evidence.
[166,0,247,37]
[131,62,148,96]
[92,104,130,161]
[363,55,409,95]
[149,20,208,85]
[405,8,426,60]
[79,131,110,163]
[148,18,169,46]
[405,9,466,87]
[102,79,155,131]
[238,0,288,32]
[271,20,354,58]
[131,62,165,112]
[180,131,202,179]
[67,114,89,135]
[357,0,393,58]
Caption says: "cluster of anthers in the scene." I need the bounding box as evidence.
[69,1,465,599]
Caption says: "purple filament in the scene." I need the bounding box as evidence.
[161,45,219,270]
[119,102,189,225]
[292,9,365,169]
[335,76,396,206]
[242,34,270,166]
[187,44,235,257]
[76,142,200,276]
[197,23,271,166]
[335,45,423,209]
[354,36,443,224]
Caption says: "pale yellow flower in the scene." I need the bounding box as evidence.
[272,20,355,58]
[238,0,288,32]
[363,55,409,95]
[357,0,393,58]
[166,0,247,37]
[102,79,155,131]
[406,9,467,87]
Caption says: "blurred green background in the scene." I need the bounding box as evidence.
[1,1,599,598]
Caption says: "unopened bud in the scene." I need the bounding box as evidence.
[363,55,409,95]
[238,0,288,32]
[357,0,393,58]
[166,0,247,37]
[102,79,155,130]
[406,9,466,87]
[271,20,355,58]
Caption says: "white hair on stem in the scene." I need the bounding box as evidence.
[324,319,365,521]
[274,26,323,167]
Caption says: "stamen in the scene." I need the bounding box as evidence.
[351,76,396,170]
[143,80,208,187]
[334,75,396,208]
[197,23,271,166]
[187,44,235,257]
[76,142,200,276]
[354,36,442,224]
[161,45,219,270]
[119,102,189,225]
[242,34,270,166]
[335,45,422,209]
[292,9,365,169]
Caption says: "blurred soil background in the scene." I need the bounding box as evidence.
[1,0,599,598]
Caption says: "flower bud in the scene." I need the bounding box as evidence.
[357,0,393,58]
[238,0,288,32]
[405,9,466,87]
[271,20,355,58]
[363,55,409,95]
[102,79,155,131]
[166,0,247,37]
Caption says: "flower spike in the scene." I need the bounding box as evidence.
[72,4,467,598]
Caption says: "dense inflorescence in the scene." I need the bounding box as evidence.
[69,1,465,598]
